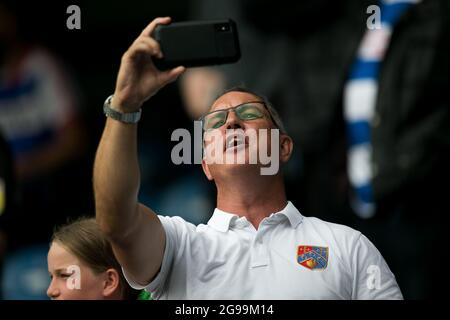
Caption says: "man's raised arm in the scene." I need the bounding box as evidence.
[93,17,185,286]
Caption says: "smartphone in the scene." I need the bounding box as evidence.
[153,19,241,70]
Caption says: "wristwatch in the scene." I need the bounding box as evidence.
[103,95,142,124]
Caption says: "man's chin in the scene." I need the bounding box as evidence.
[214,162,262,178]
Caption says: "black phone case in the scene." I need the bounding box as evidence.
[153,19,241,70]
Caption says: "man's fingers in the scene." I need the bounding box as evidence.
[171,66,186,79]
[141,17,171,37]
[125,36,162,60]
[160,66,186,85]
[125,43,152,60]
[138,36,163,58]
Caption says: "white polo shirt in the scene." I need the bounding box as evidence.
[123,201,403,299]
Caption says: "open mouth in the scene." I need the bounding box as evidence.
[225,132,247,152]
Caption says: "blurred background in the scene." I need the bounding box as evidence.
[0,0,449,300]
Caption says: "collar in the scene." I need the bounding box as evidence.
[207,201,303,232]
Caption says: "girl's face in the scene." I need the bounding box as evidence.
[47,242,109,300]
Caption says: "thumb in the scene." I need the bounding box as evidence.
[160,66,186,85]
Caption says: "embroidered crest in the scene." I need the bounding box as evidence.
[297,246,329,270]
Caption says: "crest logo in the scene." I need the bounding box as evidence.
[297,246,329,270]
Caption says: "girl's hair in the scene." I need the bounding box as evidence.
[51,217,139,300]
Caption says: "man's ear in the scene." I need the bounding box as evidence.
[201,158,214,181]
[102,268,121,299]
[279,134,293,164]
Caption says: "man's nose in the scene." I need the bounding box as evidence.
[225,110,243,130]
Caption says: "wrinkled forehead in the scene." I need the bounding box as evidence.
[209,91,262,113]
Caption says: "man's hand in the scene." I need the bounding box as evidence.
[112,17,185,112]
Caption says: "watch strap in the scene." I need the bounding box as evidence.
[103,95,142,124]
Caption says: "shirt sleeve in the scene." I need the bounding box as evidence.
[351,234,404,300]
[121,215,189,299]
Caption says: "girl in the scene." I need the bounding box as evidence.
[47,217,146,300]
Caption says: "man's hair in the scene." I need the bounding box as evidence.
[211,86,288,134]
[51,217,139,300]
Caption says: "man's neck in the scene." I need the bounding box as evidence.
[215,172,287,229]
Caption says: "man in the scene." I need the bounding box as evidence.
[94,17,402,299]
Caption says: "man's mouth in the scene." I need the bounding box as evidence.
[225,132,247,152]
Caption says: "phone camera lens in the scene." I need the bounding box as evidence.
[216,24,230,32]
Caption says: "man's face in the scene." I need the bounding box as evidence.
[202,91,280,179]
